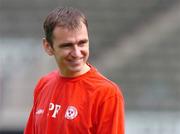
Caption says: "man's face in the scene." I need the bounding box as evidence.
[47,22,89,77]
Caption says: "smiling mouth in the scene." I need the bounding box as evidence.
[68,58,83,64]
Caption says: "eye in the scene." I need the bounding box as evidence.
[59,43,73,48]
[78,40,88,47]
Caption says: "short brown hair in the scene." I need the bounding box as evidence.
[43,7,88,46]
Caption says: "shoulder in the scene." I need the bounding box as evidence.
[36,70,58,88]
[93,73,124,107]
[33,70,58,100]
[85,66,123,99]
[97,74,123,98]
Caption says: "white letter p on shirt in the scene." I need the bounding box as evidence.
[49,103,61,118]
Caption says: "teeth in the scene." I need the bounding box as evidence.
[72,58,82,62]
[70,59,82,63]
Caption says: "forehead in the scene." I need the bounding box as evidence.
[52,22,88,43]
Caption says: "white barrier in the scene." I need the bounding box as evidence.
[126,111,180,134]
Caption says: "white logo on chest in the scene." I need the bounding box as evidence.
[65,106,78,120]
[36,109,44,115]
[49,103,61,118]
[48,103,78,119]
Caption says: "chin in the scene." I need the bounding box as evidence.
[69,66,82,72]
[68,64,85,73]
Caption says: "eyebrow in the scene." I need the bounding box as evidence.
[78,39,88,44]
[58,39,88,47]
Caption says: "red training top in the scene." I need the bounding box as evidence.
[24,65,125,134]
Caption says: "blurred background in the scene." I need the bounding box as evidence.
[0,0,180,134]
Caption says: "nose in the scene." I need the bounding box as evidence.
[71,45,82,58]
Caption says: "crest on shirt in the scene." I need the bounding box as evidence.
[65,106,78,120]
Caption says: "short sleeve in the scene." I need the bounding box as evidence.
[96,93,125,134]
[24,77,47,134]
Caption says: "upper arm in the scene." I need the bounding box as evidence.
[24,77,47,134]
[96,91,125,134]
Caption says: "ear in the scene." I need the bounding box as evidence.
[43,38,54,56]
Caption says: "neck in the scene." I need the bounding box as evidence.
[59,64,90,78]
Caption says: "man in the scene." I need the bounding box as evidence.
[24,7,125,134]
